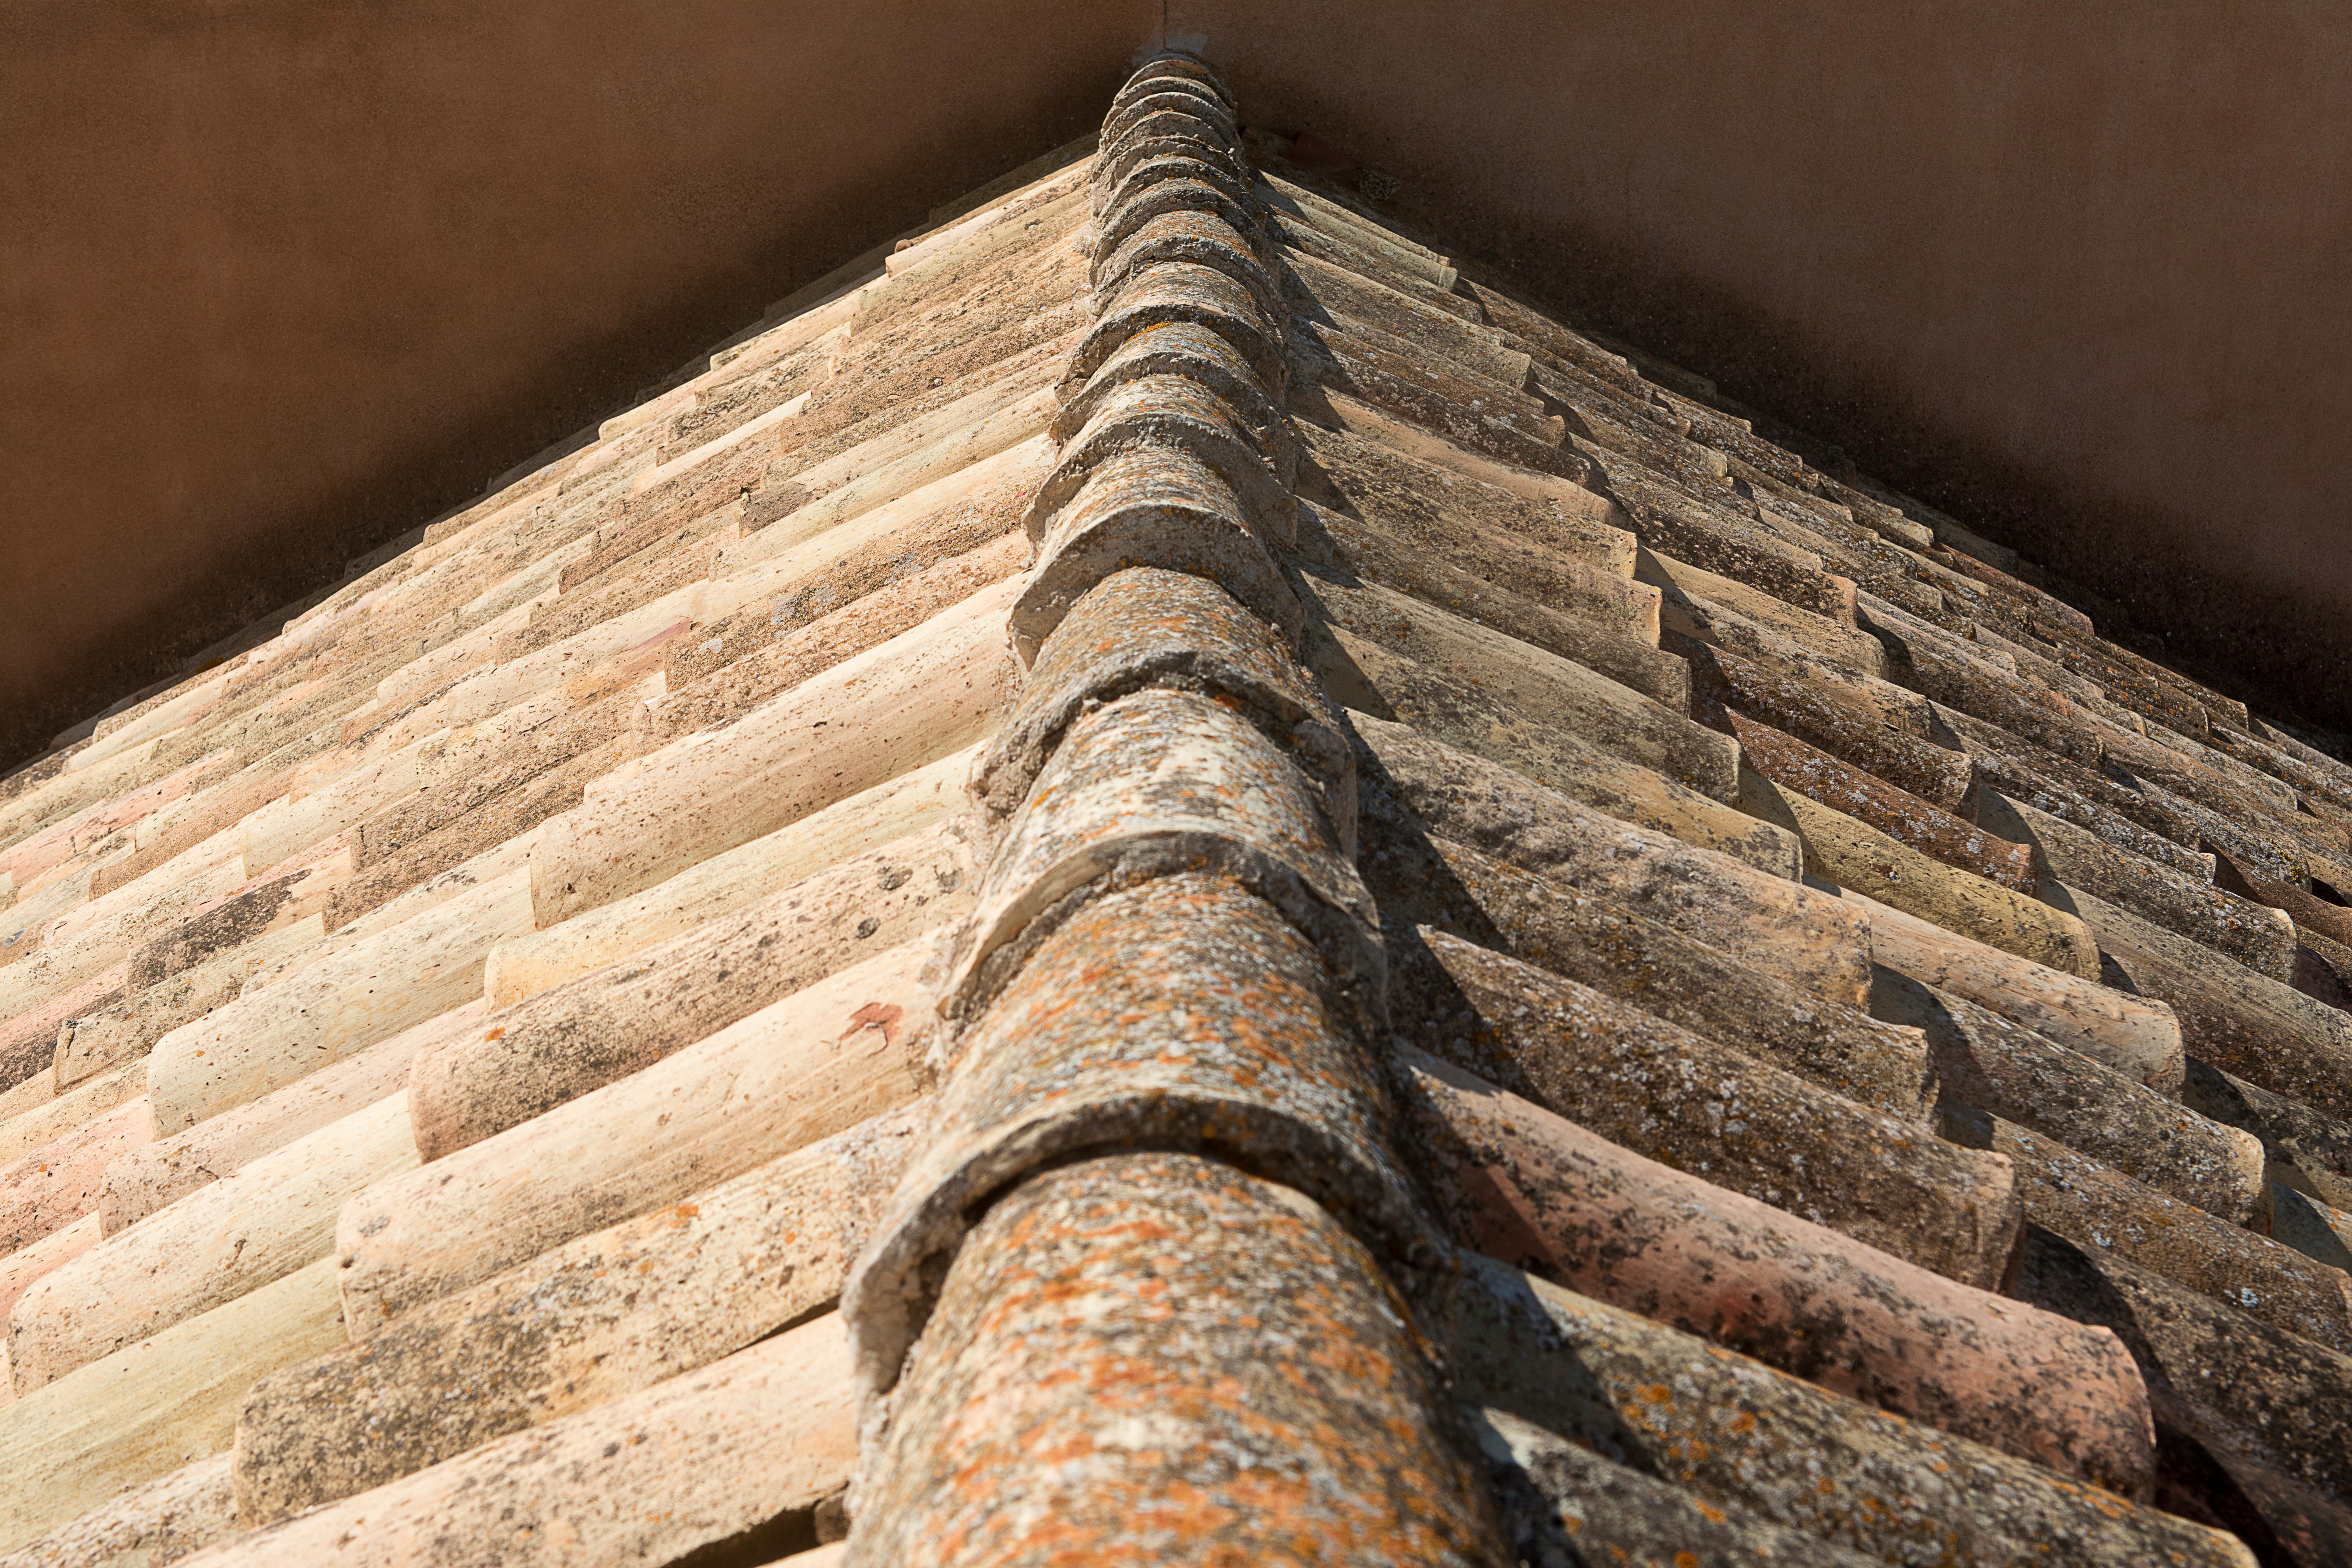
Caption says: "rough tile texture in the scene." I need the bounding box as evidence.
[0,44,2334,1567]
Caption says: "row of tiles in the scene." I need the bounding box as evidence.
[0,55,2343,1561]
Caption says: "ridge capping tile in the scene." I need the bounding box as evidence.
[1059,259,1288,399]
[848,875,1436,1401]
[1100,85,1237,151]
[852,1152,1494,1567]
[1092,162,1263,262]
[970,564,1350,842]
[1106,54,1235,118]
[839,53,1505,1564]
[1090,207,1281,317]
[1028,371,1294,539]
[1046,319,1296,479]
[1094,114,1250,208]
[942,686,1379,1020]
[1010,441,1305,660]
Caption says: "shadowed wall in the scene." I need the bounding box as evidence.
[1191,0,2352,733]
[0,0,1142,762]
[4,1,2346,764]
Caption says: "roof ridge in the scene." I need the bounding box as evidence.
[1,43,2349,1568]
[835,51,1508,1562]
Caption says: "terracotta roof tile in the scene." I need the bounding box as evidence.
[0,44,2348,1564]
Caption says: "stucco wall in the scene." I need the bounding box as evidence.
[4,1,2346,760]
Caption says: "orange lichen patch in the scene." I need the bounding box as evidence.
[855,1152,1497,1566]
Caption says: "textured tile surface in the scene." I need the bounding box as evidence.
[0,46,2340,1567]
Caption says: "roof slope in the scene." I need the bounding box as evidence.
[0,48,2344,1568]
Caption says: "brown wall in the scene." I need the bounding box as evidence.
[1190,1,2352,731]
[0,0,1148,762]
[5,1,2348,763]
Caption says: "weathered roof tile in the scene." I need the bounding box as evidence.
[1458,1256,2254,1566]
[0,43,2345,1564]
[1410,1050,2152,1492]
[853,1152,1499,1568]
